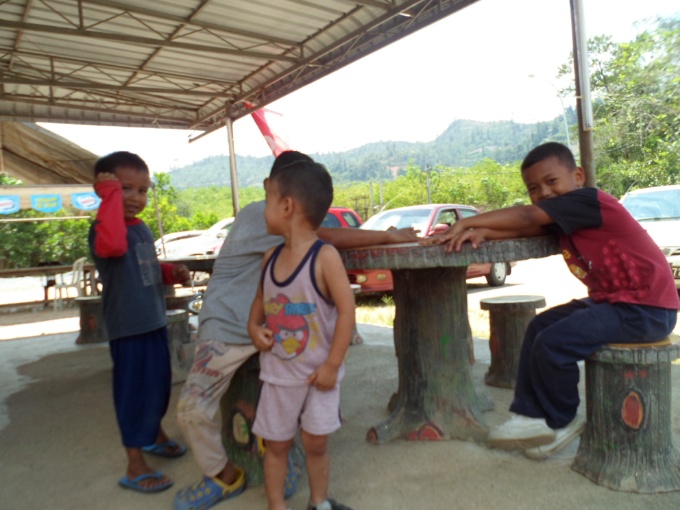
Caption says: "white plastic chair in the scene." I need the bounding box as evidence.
[53,257,88,310]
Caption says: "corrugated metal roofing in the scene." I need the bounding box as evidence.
[0,0,480,136]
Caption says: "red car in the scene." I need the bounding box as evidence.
[321,206,363,228]
[347,204,512,294]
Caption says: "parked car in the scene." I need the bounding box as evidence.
[620,185,680,289]
[156,217,235,258]
[321,207,363,228]
[347,204,512,294]
[155,230,206,257]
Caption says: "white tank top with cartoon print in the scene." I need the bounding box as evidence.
[258,240,343,386]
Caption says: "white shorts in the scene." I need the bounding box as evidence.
[252,382,341,441]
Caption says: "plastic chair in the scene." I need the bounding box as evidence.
[53,257,88,310]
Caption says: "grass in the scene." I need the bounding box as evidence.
[355,293,490,339]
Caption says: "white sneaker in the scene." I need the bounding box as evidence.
[487,414,556,450]
[524,414,586,460]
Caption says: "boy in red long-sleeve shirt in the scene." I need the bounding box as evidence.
[89,151,190,493]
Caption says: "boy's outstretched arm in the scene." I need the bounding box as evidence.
[433,205,552,252]
[318,226,417,249]
[307,245,356,391]
[247,249,275,352]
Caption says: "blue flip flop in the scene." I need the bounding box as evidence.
[119,471,173,493]
[142,440,187,458]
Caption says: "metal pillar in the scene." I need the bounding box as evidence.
[570,0,596,187]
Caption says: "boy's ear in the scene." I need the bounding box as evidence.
[574,166,586,187]
[282,196,294,217]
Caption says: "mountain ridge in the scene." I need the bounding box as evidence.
[167,115,574,189]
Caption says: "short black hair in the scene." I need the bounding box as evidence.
[521,142,576,172]
[269,150,313,179]
[94,151,149,176]
[269,160,333,228]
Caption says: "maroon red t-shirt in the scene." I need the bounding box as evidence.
[537,188,680,309]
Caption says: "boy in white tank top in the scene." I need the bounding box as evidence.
[248,160,355,510]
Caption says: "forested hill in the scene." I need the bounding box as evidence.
[167,115,573,189]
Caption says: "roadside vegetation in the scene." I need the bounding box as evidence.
[1,17,678,272]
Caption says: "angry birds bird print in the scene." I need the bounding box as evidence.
[265,294,316,360]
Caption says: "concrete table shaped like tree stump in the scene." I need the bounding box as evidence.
[340,236,559,444]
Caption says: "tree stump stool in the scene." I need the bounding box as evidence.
[220,353,305,494]
[571,335,680,493]
[166,309,193,384]
[75,296,108,344]
[479,295,545,388]
[220,353,265,486]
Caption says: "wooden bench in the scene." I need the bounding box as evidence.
[571,335,680,493]
[479,295,545,388]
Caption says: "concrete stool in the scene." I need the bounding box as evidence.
[75,296,108,344]
[166,309,193,384]
[572,335,680,493]
[479,295,545,388]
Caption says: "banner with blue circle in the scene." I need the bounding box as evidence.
[71,192,101,211]
[0,195,20,214]
[30,194,62,213]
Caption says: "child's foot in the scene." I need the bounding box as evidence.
[486,414,556,450]
[524,414,586,459]
[119,470,173,493]
[308,498,354,510]
[173,467,246,510]
[142,440,187,458]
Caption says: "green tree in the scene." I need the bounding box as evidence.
[560,18,680,196]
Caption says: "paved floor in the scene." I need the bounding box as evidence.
[2,257,680,509]
[1,321,680,510]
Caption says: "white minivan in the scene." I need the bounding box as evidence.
[620,185,680,289]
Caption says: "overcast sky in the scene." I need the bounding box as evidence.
[41,0,679,174]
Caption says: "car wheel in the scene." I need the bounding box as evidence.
[486,262,507,287]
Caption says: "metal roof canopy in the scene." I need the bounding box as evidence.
[0,0,595,209]
[0,0,481,134]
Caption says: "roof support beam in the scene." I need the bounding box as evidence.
[0,20,299,62]
[1,77,234,98]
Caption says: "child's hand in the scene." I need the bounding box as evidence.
[95,172,118,183]
[172,264,190,283]
[94,172,119,198]
[306,362,339,391]
[386,226,420,242]
[250,326,274,351]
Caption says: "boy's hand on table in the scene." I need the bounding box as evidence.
[385,226,420,243]
[420,224,487,253]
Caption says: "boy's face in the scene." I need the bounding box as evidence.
[522,156,585,204]
[116,166,150,220]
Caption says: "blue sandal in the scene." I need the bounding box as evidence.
[142,440,187,458]
[173,467,246,510]
[119,471,173,493]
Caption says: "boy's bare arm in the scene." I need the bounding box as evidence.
[247,250,275,351]
[306,245,356,391]
[318,226,417,249]
[431,205,551,252]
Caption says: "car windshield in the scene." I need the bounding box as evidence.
[621,189,680,221]
[362,209,431,236]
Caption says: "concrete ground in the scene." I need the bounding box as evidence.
[1,257,680,509]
